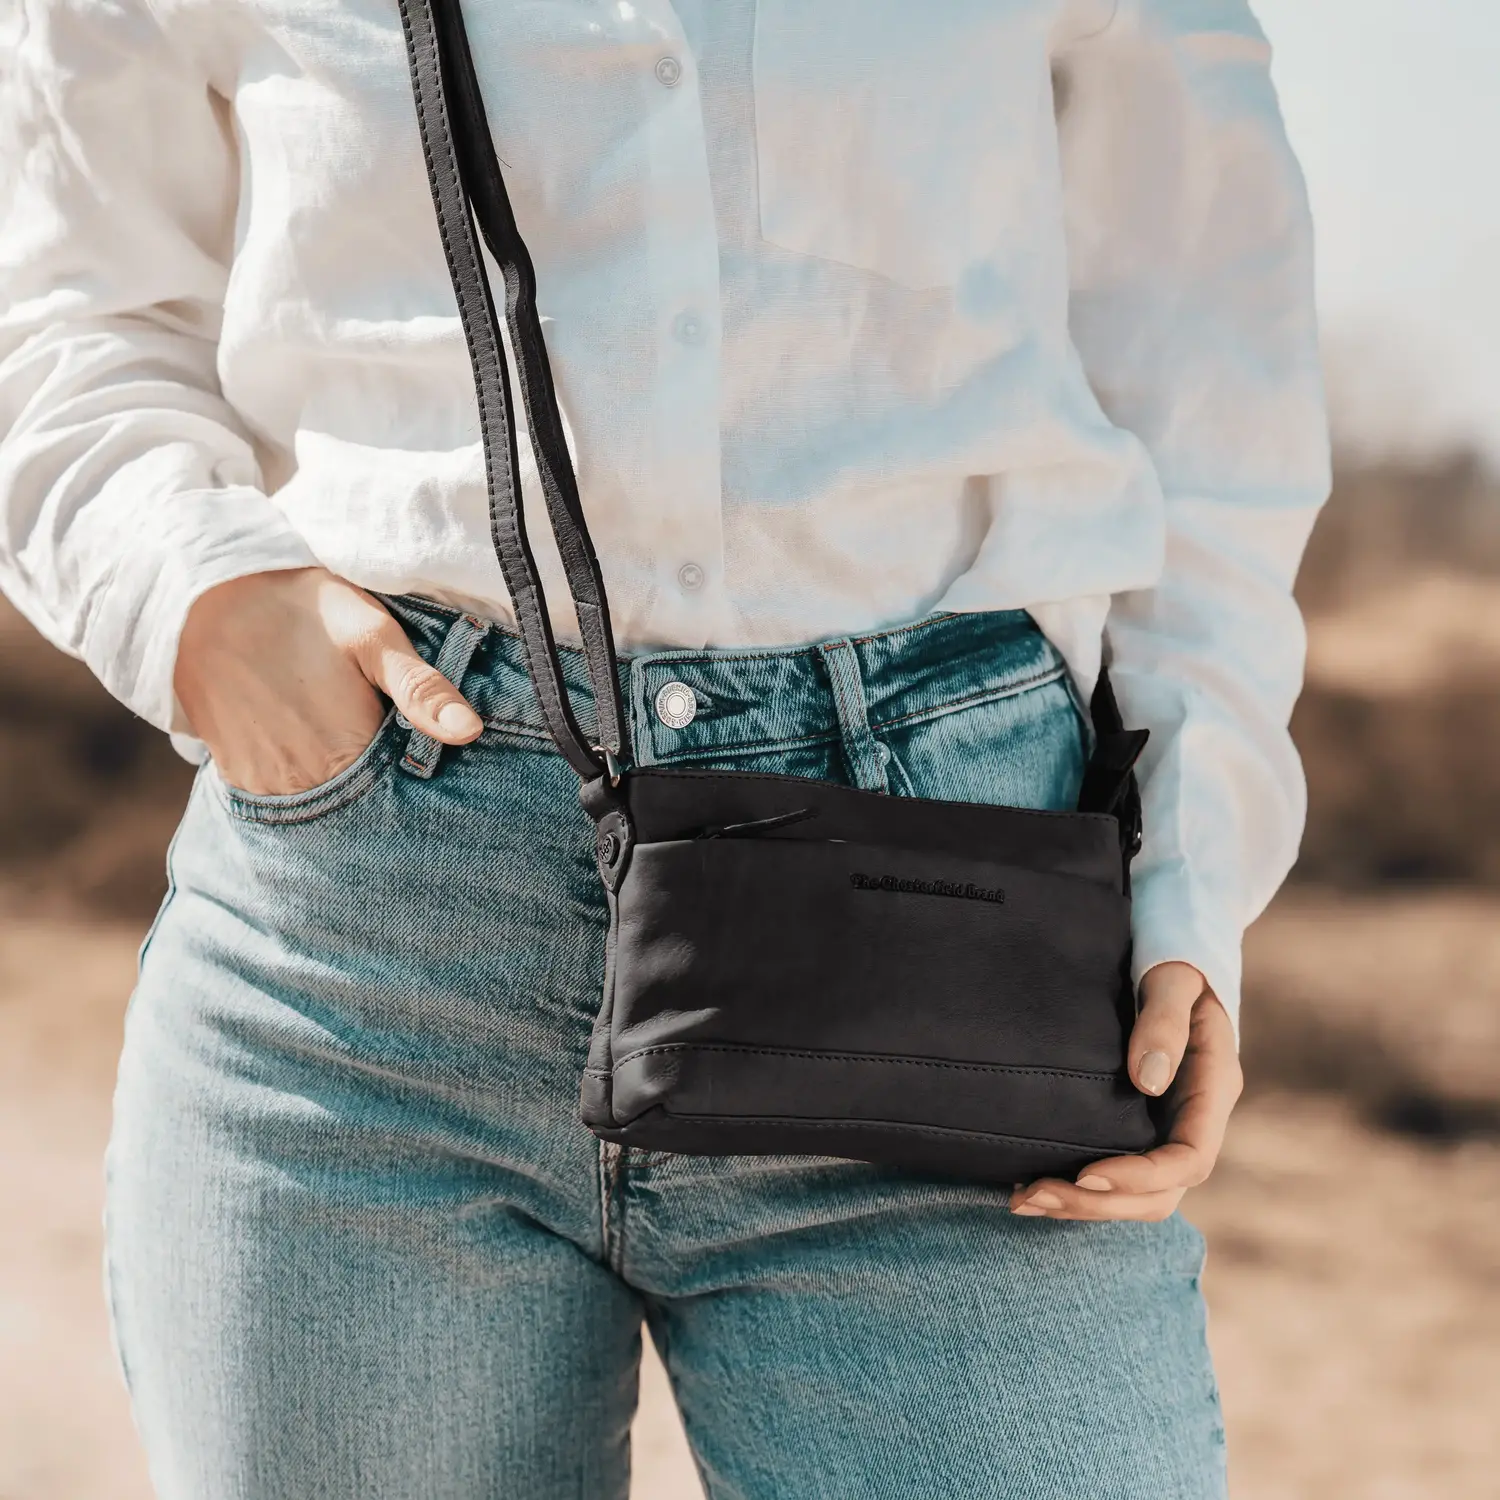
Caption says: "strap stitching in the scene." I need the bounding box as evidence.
[443,7,626,755]
[400,0,600,777]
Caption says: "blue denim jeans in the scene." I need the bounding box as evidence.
[106,598,1226,1499]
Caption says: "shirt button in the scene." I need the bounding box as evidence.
[654,55,682,87]
[672,310,704,346]
[677,562,704,592]
[655,681,698,729]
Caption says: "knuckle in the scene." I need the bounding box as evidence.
[1136,1010,1190,1048]
[392,660,444,709]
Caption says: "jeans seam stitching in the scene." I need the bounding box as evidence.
[478,718,555,742]
[846,610,962,646]
[646,726,843,763]
[867,664,1067,731]
[218,717,401,825]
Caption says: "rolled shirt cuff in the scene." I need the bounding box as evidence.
[78,485,321,733]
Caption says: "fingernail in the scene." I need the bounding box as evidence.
[1138,1050,1173,1096]
[1076,1175,1113,1192]
[437,701,479,736]
[1027,1191,1063,1211]
[1011,1202,1047,1217]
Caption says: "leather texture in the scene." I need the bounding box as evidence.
[398,0,1160,1182]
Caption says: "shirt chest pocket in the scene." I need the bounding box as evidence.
[751,0,1059,291]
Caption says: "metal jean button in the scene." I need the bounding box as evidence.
[655,681,697,729]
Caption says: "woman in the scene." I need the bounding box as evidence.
[0,0,1327,1494]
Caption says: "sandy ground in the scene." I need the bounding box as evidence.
[2,908,1497,1500]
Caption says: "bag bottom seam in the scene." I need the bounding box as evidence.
[642,1110,1134,1156]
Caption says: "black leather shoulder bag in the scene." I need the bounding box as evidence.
[397,0,1160,1183]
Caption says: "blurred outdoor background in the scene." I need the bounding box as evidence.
[3,2,1498,1497]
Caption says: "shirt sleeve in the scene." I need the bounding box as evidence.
[0,0,318,731]
[1056,0,1332,1030]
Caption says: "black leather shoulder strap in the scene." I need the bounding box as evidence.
[398,0,625,779]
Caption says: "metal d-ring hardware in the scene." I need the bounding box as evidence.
[595,746,623,787]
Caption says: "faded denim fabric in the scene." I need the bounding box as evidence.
[106,597,1226,1500]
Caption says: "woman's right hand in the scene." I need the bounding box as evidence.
[174,568,483,796]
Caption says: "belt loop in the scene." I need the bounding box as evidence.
[398,613,491,780]
[625,655,659,768]
[817,639,888,793]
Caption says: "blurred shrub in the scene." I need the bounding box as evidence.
[1291,452,1500,889]
[1298,450,1500,611]
[1293,683,1500,886]
[0,605,191,919]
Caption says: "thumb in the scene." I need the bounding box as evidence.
[355,617,483,746]
[1129,961,1207,1098]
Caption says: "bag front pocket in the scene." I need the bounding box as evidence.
[751,0,1057,290]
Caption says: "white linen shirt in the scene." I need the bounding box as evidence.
[0,0,1330,1025]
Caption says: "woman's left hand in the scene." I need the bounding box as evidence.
[1009,961,1242,1223]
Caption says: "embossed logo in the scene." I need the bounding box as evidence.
[849,872,1006,905]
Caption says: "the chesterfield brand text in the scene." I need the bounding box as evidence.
[848,872,1006,905]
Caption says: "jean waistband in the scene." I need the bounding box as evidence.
[380,595,1069,768]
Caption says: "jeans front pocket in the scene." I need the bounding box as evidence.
[210,708,401,826]
[752,0,1057,291]
[877,670,1088,814]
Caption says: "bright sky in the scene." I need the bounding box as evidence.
[1255,0,1500,460]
